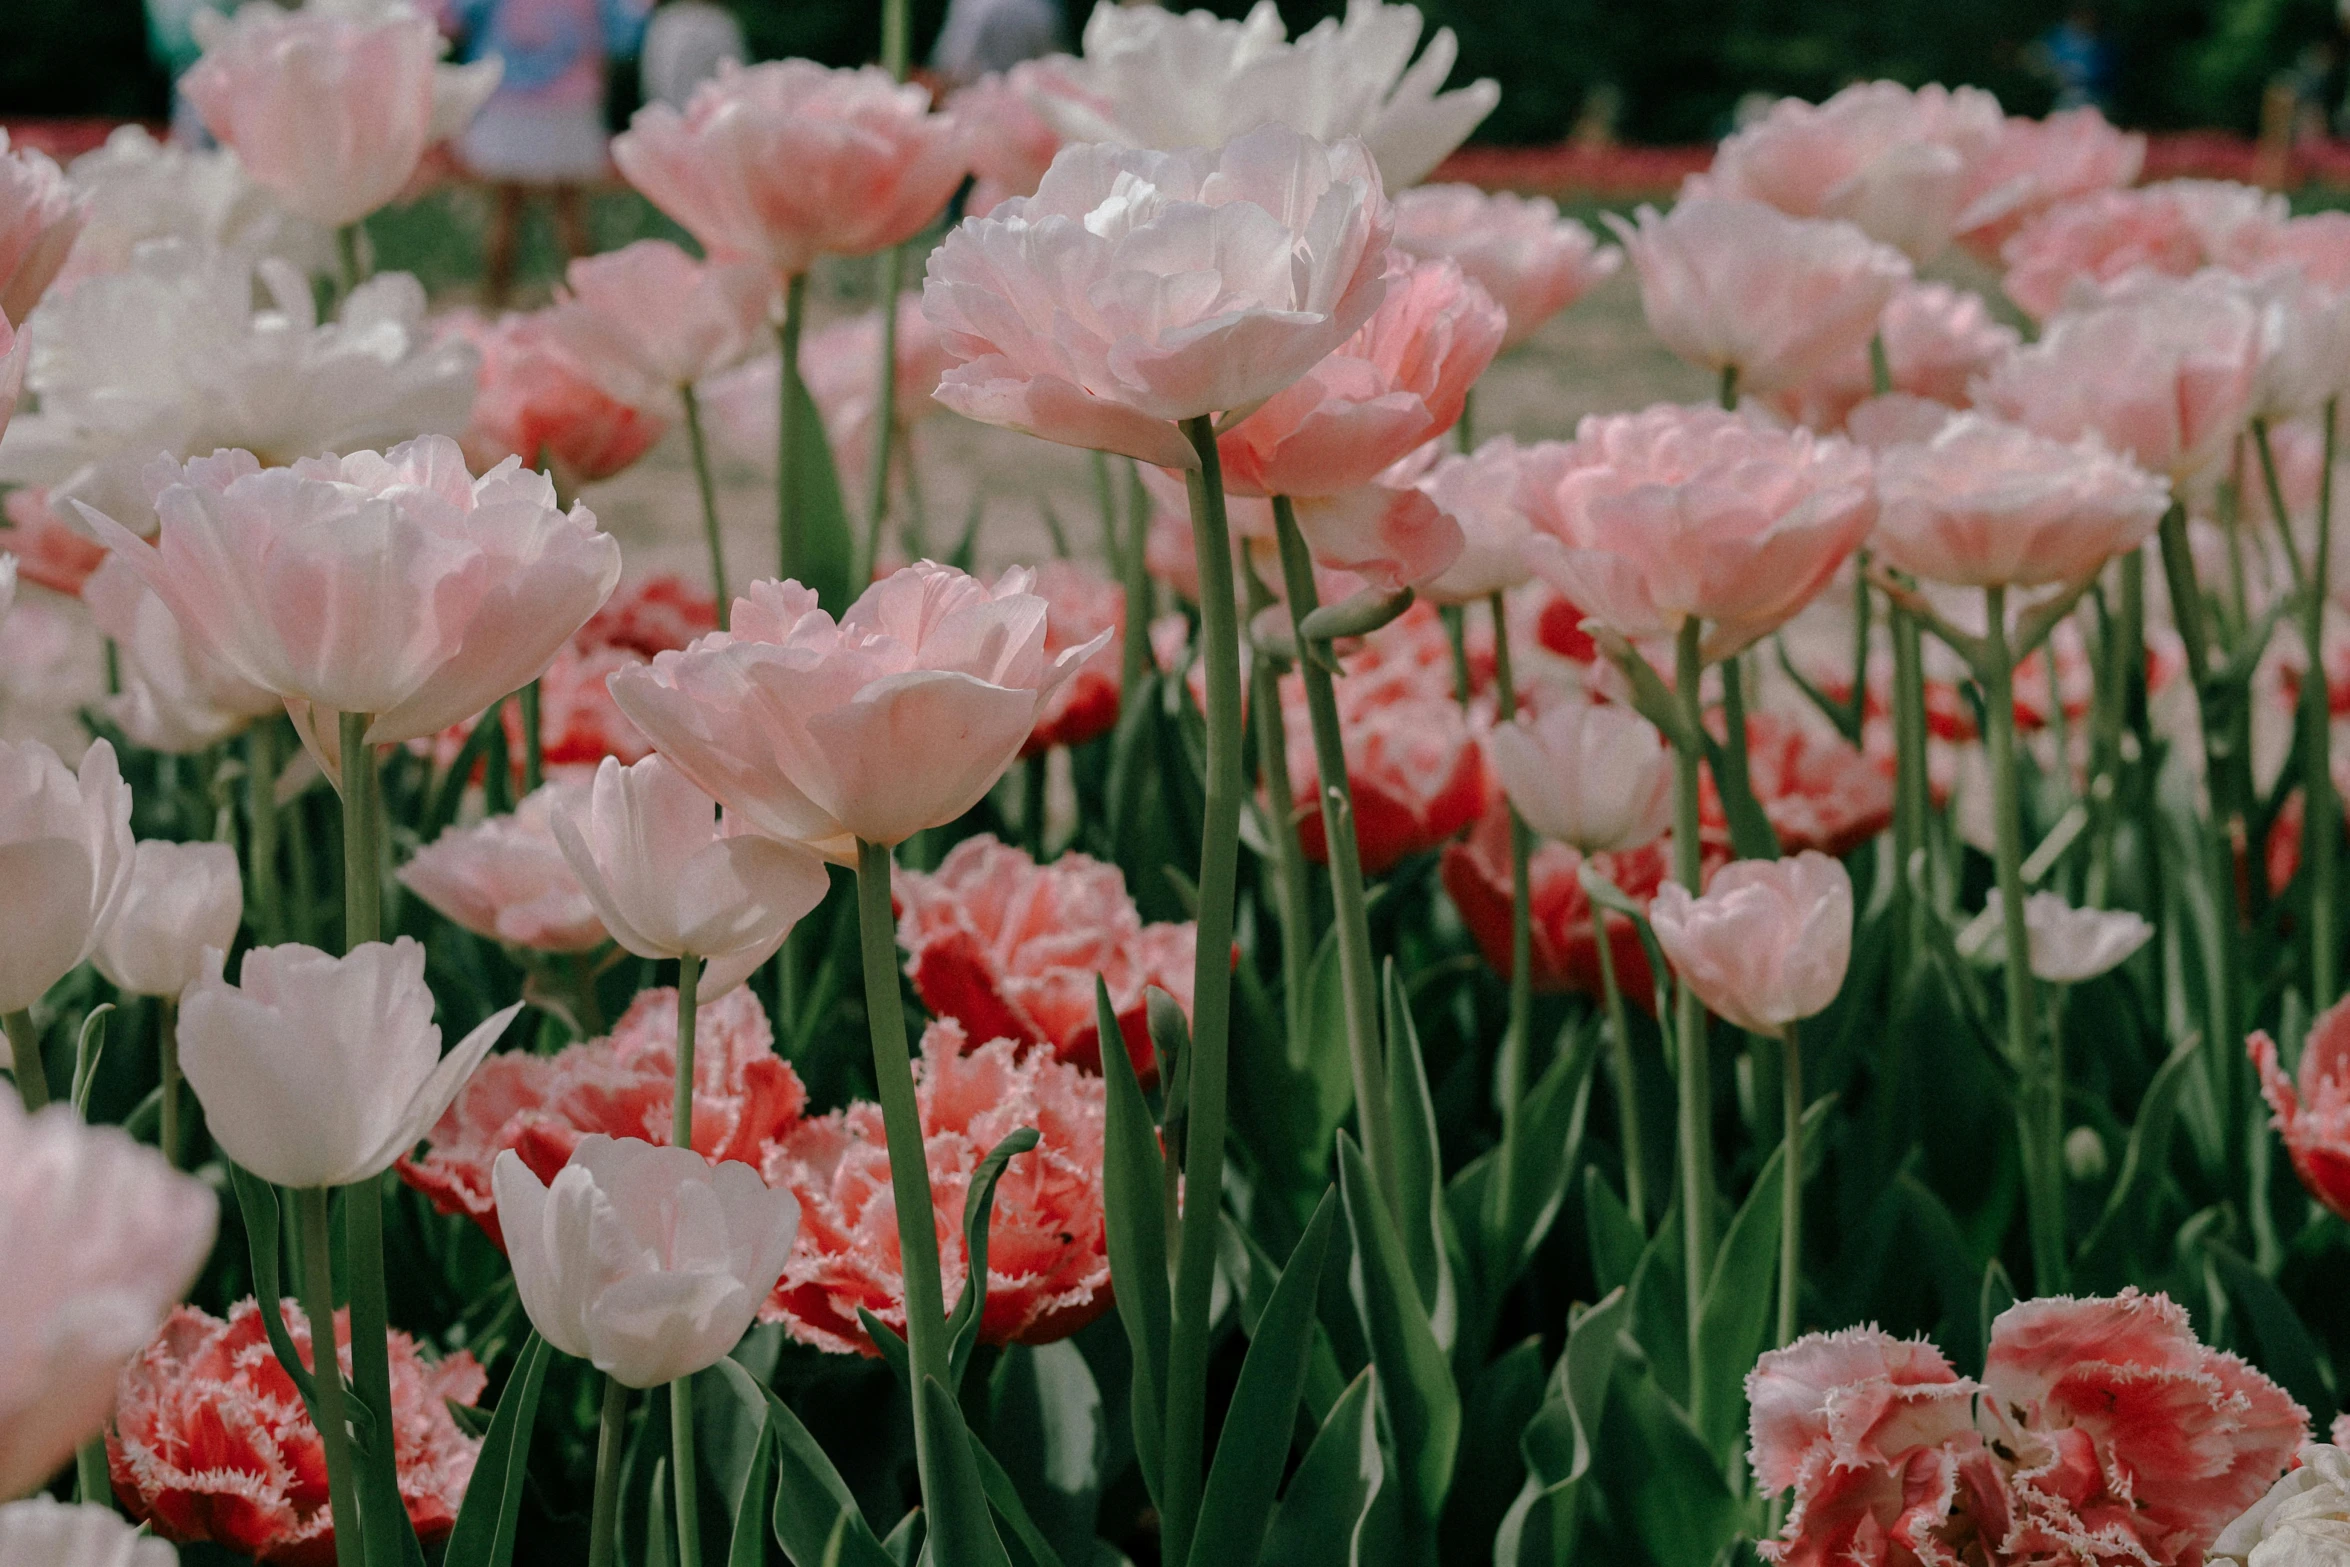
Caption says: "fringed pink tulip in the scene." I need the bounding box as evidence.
[2253,996,2350,1224]
[0,130,84,326]
[540,239,773,406]
[1392,184,1619,349]
[1952,106,2145,259]
[1772,280,2019,433]
[0,736,133,1016]
[1605,195,1911,394]
[612,61,965,278]
[922,124,1394,469]
[1022,559,1126,754]
[398,778,607,956]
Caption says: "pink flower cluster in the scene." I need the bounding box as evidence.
[1753,1292,2306,1567]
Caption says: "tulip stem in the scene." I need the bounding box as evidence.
[1488,589,1535,1235]
[76,1437,106,1508]
[339,713,381,948]
[1592,899,1646,1229]
[671,1377,703,1567]
[5,1011,46,1113]
[1440,604,1472,704]
[247,720,284,944]
[1890,601,1931,931]
[1718,363,1739,412]
[343,1176,418,1561]
[2257,410,2340,1006]
[159,996,180,1168]
[1160,415,1247,1567]
[294,1187,366,1567]
[1271,496,1397,1219]
[863,245,908,585]
[1246,564,1315,1050]
[520,682,544,794]
[589,1376,628,1567]
[674,953,699,1149]
[1777,1019,1803,1347]
[1022,751,1048,859]
[776,274,808,585]
[1117,459,1152,700]
[681,385,731,631]
[1670,616,1717,1436]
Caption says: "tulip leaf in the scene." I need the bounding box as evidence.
[711,1359,893,1567]
[949,1125,1044,1394]
[1185,1188,1338,1567]
[2074,1033,2198,1280]
[1495,1287,1630,1567]
[1096,977,1171,1510]
[1335,1130,1460,1531]
[1261,1369,1384,1567]
[986,1343,1106,1567]
[2199,1235,2337,1414]
[648,1457,675,1567]
[1381,964,1455,1351]
[786,372,856,615]
[917,1375,1015,1567]
[726,1403,777,1567]
[965,1423,1070,1567]
[425,700,511,842]
[1595,1354,1744,1567]
[225,1165,318,1414]
[441,1330,552,1567]
[859,1307,914,1397]
[70,1002,111,1116]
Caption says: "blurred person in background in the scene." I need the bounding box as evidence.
[640,0,741,110]
[143,0,235,143]
[930,0,1061,89]
[2032,4,2117,112]
[441,0,650,302]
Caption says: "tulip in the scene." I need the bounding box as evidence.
[0,1498,175,1567]
[1415,435,1534,605]
[175,937,521,1190]
[400,778,609,956]
[1392,184,1619,349]
[1020,559,1127,758]
[1037,0,1497,189]
[0,739,134,1102]
[540,240,773,410]
[81,555,281,755]
[1979,890,2153,983]
[0,1097,217,1502]
[80,437,623,759]
[495,1135,799,1388]
[1605,195,1911,397]
[0,130,85,326]
[551,754,830,997]
[2252,996,2350,1225]
[181,4,447,229]
[2213,1443,2350,1566]
[1951,105,2144,259]
[946,63,1064,217]
[58,123,334,286]
[2246,270,2350,425]
[92,840,242,999]
[1772,279,2019,433]
[1488,699,1673,856]
[922,124,1395,469]
[1997,179,2286,321]
[0,555,12,632]
[1871,413,2171,589]
[791,297,959,477]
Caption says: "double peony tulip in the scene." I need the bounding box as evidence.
[610,563,1106,858]
[539,239,773,412]
[81,556,281,756]
[1414,435,1535,604]
[176,938,522,1190]
[1649,850,1853,1036]
[0,130,84,328]
[1392,184,1620,349]
[92,840,243,1001]
[0,737,133,1018]
[400,778,609,956]
[495,1135,801,1389]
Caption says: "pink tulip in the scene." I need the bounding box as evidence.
[612,61,965,279]
[1416,435,1534,604]
[1952,106,2145,259]
[1771,280,2019,433]
[0,736,134,1017]
[551,753,830,996]
[1696,81,2006,261]
[921,124,1394,469]
[82,555,282,755]
[1649,850,1852,1035]
[0,130,84,326]
[946,63,1065,218]
[448,308,670,485]
[1745,1325,1978,1501]
[80,438,622,755]
[1488,698,1673,855]
[1974,271,2263,482]
[540,239,774,407]
[609,562,1108,856]
[1022,559,1126,755]
[0,314,22,448]
[1518,405,1877,659]
[0,1098,217,1502]
[1872,413,2170,588]
[2252,996,2350,1226]
[1220,258,1503,501]
[399,777,608,956]
[180,4,443,228]
[1606,196,1911,394]
[2000,179,2288,320]
[1282,483,1462,595]
[2259,211,2350,293]
[1392,184,1620,349]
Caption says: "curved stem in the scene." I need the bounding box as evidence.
[1776,1019,1804,1347]
[295,1187,366,1567]
[6,1010,45,1113]
[1671,616,1717,1433]
[775,275,808,584]
[862,246,908,584]
[1160,416,1246,1567]
[681,385,730,631]
[1489,589,1533,1228]
[674,953,700,1149]
[1247,566,1315,1049]
[671,1377,703,1567]
[1592,898,1645,1229]
[1271,496,1396,1215]
[588,1376,629,1567]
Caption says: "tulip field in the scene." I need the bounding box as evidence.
[15,2,2350,1565]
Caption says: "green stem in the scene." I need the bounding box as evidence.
[159,996,180,1168]
[674,953,700,1149]
[335,223,364,299]
[76,1437,107,1507]
[1458,385,1476,452]
[1670,617,1717,1434]
[247,720,283,944]
[1271,496,1396,1215]
[1982,586,2063,1291]
[1868,332,1893,398]
[1119,459,1152,699]
[1489,590,1533,1231]
[1718,363,1740,411]
[671,1377,703,1567]
[2318,401,2340,1007]
[776,274,808,584]
[520,681,544,795]
[1440,604,1472,704]
[338,712,380,947]
[588,1376,629,1567]
[880,0,909,75]
[1022,750,1048,860]
[1777,1019,1803,1347]
[295,1187,366,1567]
[681,385,730,631]
[1160,416,1246,1567]
[1593,898,1645,1229]
[6,1010,45,1112]
[344,1176,414,1561]
[1891,604,1931,915]
[863,246,908,584]
[1247,567,1315,1052]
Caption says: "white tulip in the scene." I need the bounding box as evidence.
[1486,699,1674,855]
[93,840,243,1000]
[0,1498,176,1566]
[2213,1443,2350,1566]
[0,737,133,1018]
[1982,890,2154,984]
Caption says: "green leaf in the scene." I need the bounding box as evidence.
[425,700,512,842]
[859,1307,912,1397]
[1335,1132,1460,1529]
[441,1332,552,1567]
[726,1402,777,1567]
[2201,1237,2337,1414]
[1699,727,1780,862]
[967,1431,1071,1567]
[918,1376,1015,1567]
[2074,1034,2199,1280]
[1440,1339,1545,1566]
[1584,1166,1646,1298]
[71,1002,112,1115]
[1096,977,1171,1510]
[949,1126,1044,1392]
[1381,963,1455,1350]
[1979,1260,2018,1362]
[1187,1190,1339,1567]
[987,1343,1106,1567]
[1496,1287,1630,1567]
[715,1361,893,1567]
[1262,1370,1384,1567]
[1596,1358,1744,1567]
[225,1166,318,1414]
[786,372,855,614]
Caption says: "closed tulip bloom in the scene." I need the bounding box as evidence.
[1416,434,1533,604]
[1982,890,2154,983]
[1392,185,1618,349]
[1518,405,1877,660]
[1872,414,2170,589]
[539,240,774,407]
[610,563,1109,856]
[81,437,622,757]
[1952,106,2145,259]
[82,556,281,755]
[0,737,133,1017]
[612,61,965,279]
[0,1498,175,1567]
[2247,270,2350,423]
[551,754,828,996]
[1649,850,1853,1035]
[399,779,608,956]
[181,4,444,228]
[92,840,243,1000]
[921,124,1394,470]
[1606,196,1911,394]
[0,1097,217,1502]
[494,1135,800,1388]
[1488,699,1673,855]
[1974,271,2264,482]
[176,938,522,1189]
[0,131,84,326]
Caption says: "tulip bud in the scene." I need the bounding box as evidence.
[1649,851,1854,1036]
[1487,700,1674,856]
[92,841,243,1000]
[494,1136,799,1388]
[2063,1125,2109,1183]
[0,738,134,1018]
